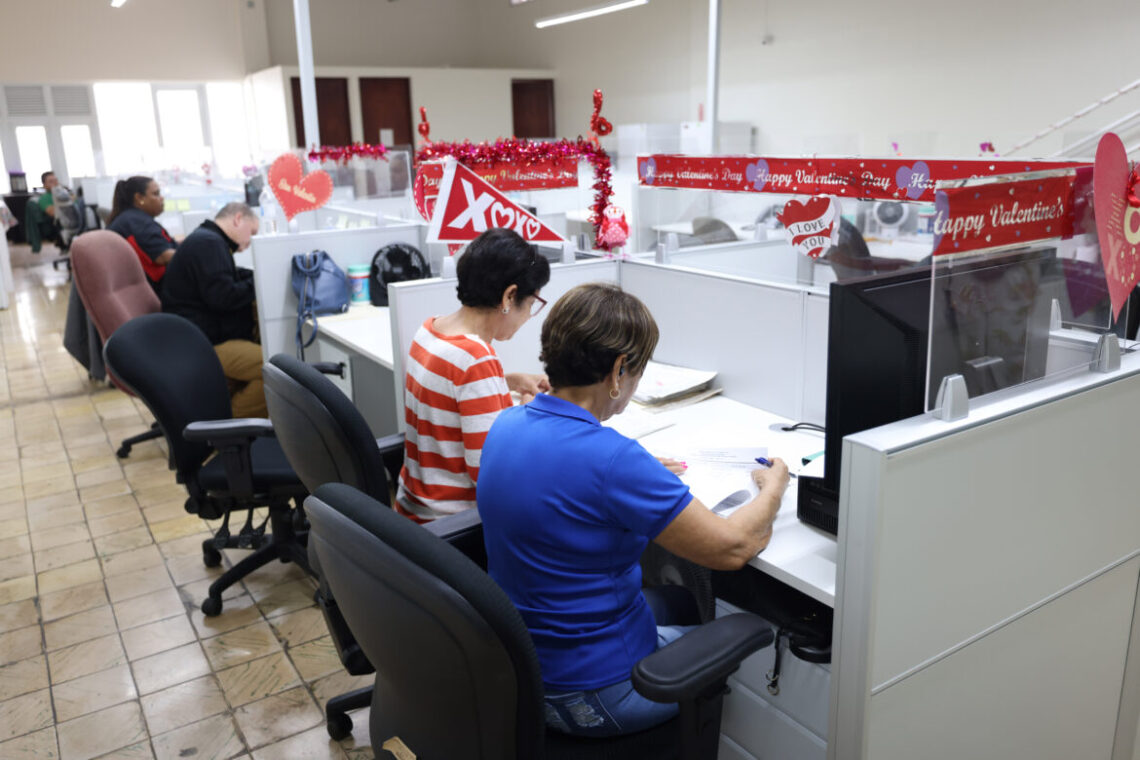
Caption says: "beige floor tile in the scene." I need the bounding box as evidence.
[125,470,177,492]
[70,455,120,476]
[0,725,59,759]
[29,524,90,553]
[23,478,75,501]
[34,540,96,574]
[0,626,43,667]
[26,505,84,532]
[0,688,54,741]
[250,725,347,760]
[83,495,138,521]
[130,642,211,696]
[93,528,153,559]
[0,575,36,606]
[338,706,372,760]
[201,622,282,671]
[78,480,131,504]
[252,580,318,621]
[87,510,145,540]
[133,485,186,509]
[141,502,185,526]
[47,634,127,684]
[0,599,40,634]
[74,467,125,491]
[307,670,372,711]
[148,516,206,544]
[287,636,341,683]
[189,593,263,639]
[140,675,227,736]
[94,740,154,759]
[37,559,102,596]
[217,651,301,708]
[0,553,35,582]
[0,503,25,522]
[105,567,173,605]
[50,663,137,722]
[240,563,311,598]
[233,686,322,749]
[120,615,196,662]
[0,469,22,491]
[66,444,116,462]
[266,607,327,649]
[112,587,186,631]
[178,577,246,608]
[43,606,118,652]
[0,535,31,561]
[0,516,29,540]
[56,700,147,760]
[24,491,79,514]
[98,545,163,579]
[157,534,213,561]
[40,581,108,623]
[0,654,49,700]
[150,713,245,760]
[165,554,223,587]
[20,462,72,486]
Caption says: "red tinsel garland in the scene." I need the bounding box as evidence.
[416,137,615,252]
[308,143,389,164]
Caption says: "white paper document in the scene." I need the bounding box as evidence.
[633,361,718,405]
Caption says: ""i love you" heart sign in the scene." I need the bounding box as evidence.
[268,153,333,221]
[777,196,841,258]
[1093,133,1140,321]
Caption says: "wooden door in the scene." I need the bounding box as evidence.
[359,78,413,147]
[290,77,351,148]
[511,79,555,139]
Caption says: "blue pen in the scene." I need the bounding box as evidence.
[755,456,796,477]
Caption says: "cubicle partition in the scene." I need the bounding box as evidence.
[250,222,423,362]
[829,355,1140,760]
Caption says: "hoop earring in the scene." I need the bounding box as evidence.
[609,387,621,400]
[502,307,510,314]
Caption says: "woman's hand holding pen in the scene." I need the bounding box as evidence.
[751,457,790,495]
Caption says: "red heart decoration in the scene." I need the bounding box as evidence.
[777,196,840,258]
[1093,134,1140,321]
[268,153,333,221]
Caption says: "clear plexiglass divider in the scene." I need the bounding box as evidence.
[924,168,1134,413]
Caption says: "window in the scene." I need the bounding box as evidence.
[156,88,207,171]
[0,141,8,194]
[206,82,252,178]
[94,82,160,176]
[61,125,97,179]
[15,126,52,190]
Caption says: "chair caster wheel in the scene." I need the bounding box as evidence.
[327,713,353,740]
[116,446,130,459]
[201,596,223,617]
[203,547,222,568]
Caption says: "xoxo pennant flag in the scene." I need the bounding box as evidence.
[777,196,841,258]
[1093,133,1140,321]
[268,153,333,221]
[427,158,565,245]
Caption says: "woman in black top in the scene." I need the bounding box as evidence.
[107,176,176,288]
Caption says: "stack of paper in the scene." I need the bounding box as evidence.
[633,361,718,406]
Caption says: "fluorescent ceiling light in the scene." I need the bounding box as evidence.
[535,0,648,29]
[110,0,128,7]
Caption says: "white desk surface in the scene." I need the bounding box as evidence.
[635,395,837,607]
[652,221,755,240]
[865,237,932,262]
[315,304,394,369]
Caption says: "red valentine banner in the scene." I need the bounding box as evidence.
[930,172,1076,257]
[427,158,566,245]
[637,155,1087,203]
[414,158,578,219]
[1093,133,1140,320]
[268,153,333,221]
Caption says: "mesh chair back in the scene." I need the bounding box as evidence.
[263,354,391,501]
[305,483,546,760]
[103,313,232,479]
[71,230,160,342]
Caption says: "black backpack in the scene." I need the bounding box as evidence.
[369,243,429,306]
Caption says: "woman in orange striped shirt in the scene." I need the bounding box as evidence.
[396,228,551,522]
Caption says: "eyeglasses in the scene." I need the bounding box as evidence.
[530,294,548,317]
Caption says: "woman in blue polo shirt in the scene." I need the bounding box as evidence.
[477,283,790,738]
[107,176,176,289]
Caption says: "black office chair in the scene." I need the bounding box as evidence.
[103,313,310,616]
[261,352,407,738]
[306,483,774,760]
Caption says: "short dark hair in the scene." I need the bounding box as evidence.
[540,283,659,389]
[455,228,550,308]
[215,202,256,222]
[41,171,55,185]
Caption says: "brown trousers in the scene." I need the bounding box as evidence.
[213,339,268,418]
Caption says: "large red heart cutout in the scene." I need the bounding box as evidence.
[1093,133,1140,321]
[268,154,333,221]
[777,196,840,258]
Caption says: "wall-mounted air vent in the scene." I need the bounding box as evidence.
[4,86,48,117]
[50,86,92,116]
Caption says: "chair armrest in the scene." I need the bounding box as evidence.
[308,361,345,378]
[376,433,406,491]
[423,508,486,568]
[375,433,405,456]
[632,613,773,703]
[183,418,275,499]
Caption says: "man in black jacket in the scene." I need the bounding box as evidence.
[161,202,265,416]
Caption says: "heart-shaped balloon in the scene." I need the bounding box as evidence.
[1093,133,1140,320]
[777,196,840,258]
[745,159,770,191]
[268,153,333,221]
[895,161,930,201]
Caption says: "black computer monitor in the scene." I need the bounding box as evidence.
[797,247,1054,534]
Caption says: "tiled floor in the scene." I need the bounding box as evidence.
[0,244,374,759]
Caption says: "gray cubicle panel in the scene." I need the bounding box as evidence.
[829,357,1140,760]
[387,259,620,433]
[620,260,827,423]
[250,223,423,361]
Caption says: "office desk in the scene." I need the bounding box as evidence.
[634,395,837,607]
[309,304,399,436]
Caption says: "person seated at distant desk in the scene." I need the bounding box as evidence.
[24,171,62,253]
[395,227,552,524]
[37,171,59,220]
[823,217,922,279]
[161,202,265,417]
[107,175,176,291]
[477,282,790,738]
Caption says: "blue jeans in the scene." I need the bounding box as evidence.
[543,625,695,737]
